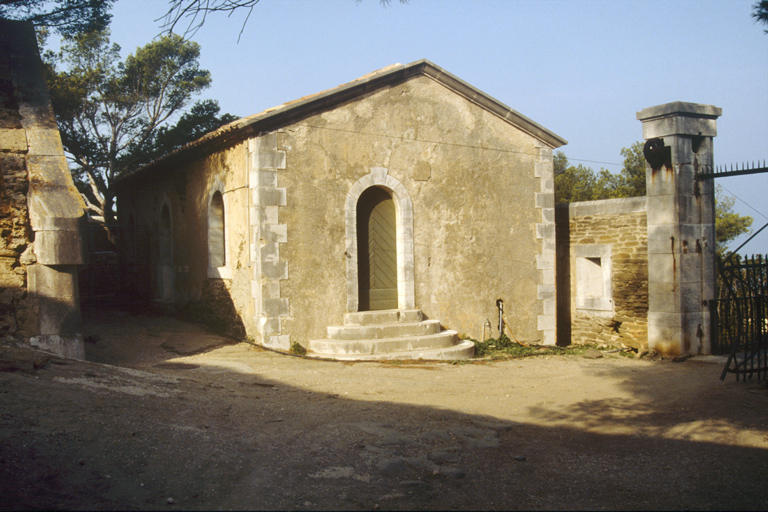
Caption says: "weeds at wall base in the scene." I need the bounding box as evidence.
[471,335,634,360]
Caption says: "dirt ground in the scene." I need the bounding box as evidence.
[1,308,768,511]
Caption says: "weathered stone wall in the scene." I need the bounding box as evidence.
[0,52,31,338]
[117,69,561,349]
[273,76,553,347]
[556,197,649,349]
[1,20,87,358]
[116,143,255,338]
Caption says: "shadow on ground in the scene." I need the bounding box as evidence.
[1,309,767,510]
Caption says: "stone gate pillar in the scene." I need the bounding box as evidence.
[637,102,720,356]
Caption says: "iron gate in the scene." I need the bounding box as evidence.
[712,254,768,380]
[79,224,151,307]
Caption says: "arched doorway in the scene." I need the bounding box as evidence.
[357,186,398,310]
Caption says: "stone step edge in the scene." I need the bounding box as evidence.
[308,330,460,355]
[326,319,442,340]
[305,340,476,361]
[343,309,423,326]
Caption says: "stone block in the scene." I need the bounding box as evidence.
[254,149,286,170]
[537,314,555,332]
[536,252,555,270]
[260,224,287,243]
[680,282,703,312]
[646,167,677,197]
[646,195,677,226]
[371,167,388,183]
[261,260,287,280]
[262,298,289,317]
[256,170,277,187]
[541,268,555,286]
[0,128,27,152]
[261,317,281,335]
[255,187,286,207]
[647,224,680,254]
[677,195,705,225]
[261,279,281,299]
[34,226,85,265]
[249,133,277,153]
[265,334,290,351]
[29,334,84,360]
[638,102,720,138]
[25,127,63,156]
[647,253,677,284]
[535,193,554,209]
[680,252,704,284]
[26,154,74,187]
[647,311,683,355]
[537,284,555,301]
[27,264,81,336]
[412,160,431,181]
[536,223,554,239]
[260,242,280,263]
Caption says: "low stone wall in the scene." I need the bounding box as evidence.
[556,197,648,349]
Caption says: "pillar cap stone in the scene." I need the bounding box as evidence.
[637,102,721,139]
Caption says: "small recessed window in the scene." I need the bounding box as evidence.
[575,245,612,312]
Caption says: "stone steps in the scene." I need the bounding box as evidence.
[307,309,475,361]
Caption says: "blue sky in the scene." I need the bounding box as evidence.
[63,0,768,253]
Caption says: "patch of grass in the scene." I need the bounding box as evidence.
[472,336,614,360]
[290,342,307,356]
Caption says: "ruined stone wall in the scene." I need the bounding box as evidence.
[0,20,85,358]
[556,197,648,349]
[0,57,31,338]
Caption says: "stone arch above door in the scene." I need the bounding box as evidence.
[345,167,415,312]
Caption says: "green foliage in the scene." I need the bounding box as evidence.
[554,141,645,205]
[554,153,598,203]
[290,342,307,356]
[754,0,768,33]
[473,335,590,360]
[125,99,238,166]
[0,0,113,35]
[715,185,753,255]
[45,29,222,224]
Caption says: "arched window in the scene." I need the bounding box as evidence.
[208,190,225,268]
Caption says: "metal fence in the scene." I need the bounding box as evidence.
[714,254,768,380]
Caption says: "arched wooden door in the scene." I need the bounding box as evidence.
[357,187,398,310]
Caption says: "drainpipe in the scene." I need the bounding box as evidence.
[496,299,504,337]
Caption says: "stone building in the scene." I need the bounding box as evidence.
[114,60,567,359]
[0,20,86,359]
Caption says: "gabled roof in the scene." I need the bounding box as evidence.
[117,59,566,185]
